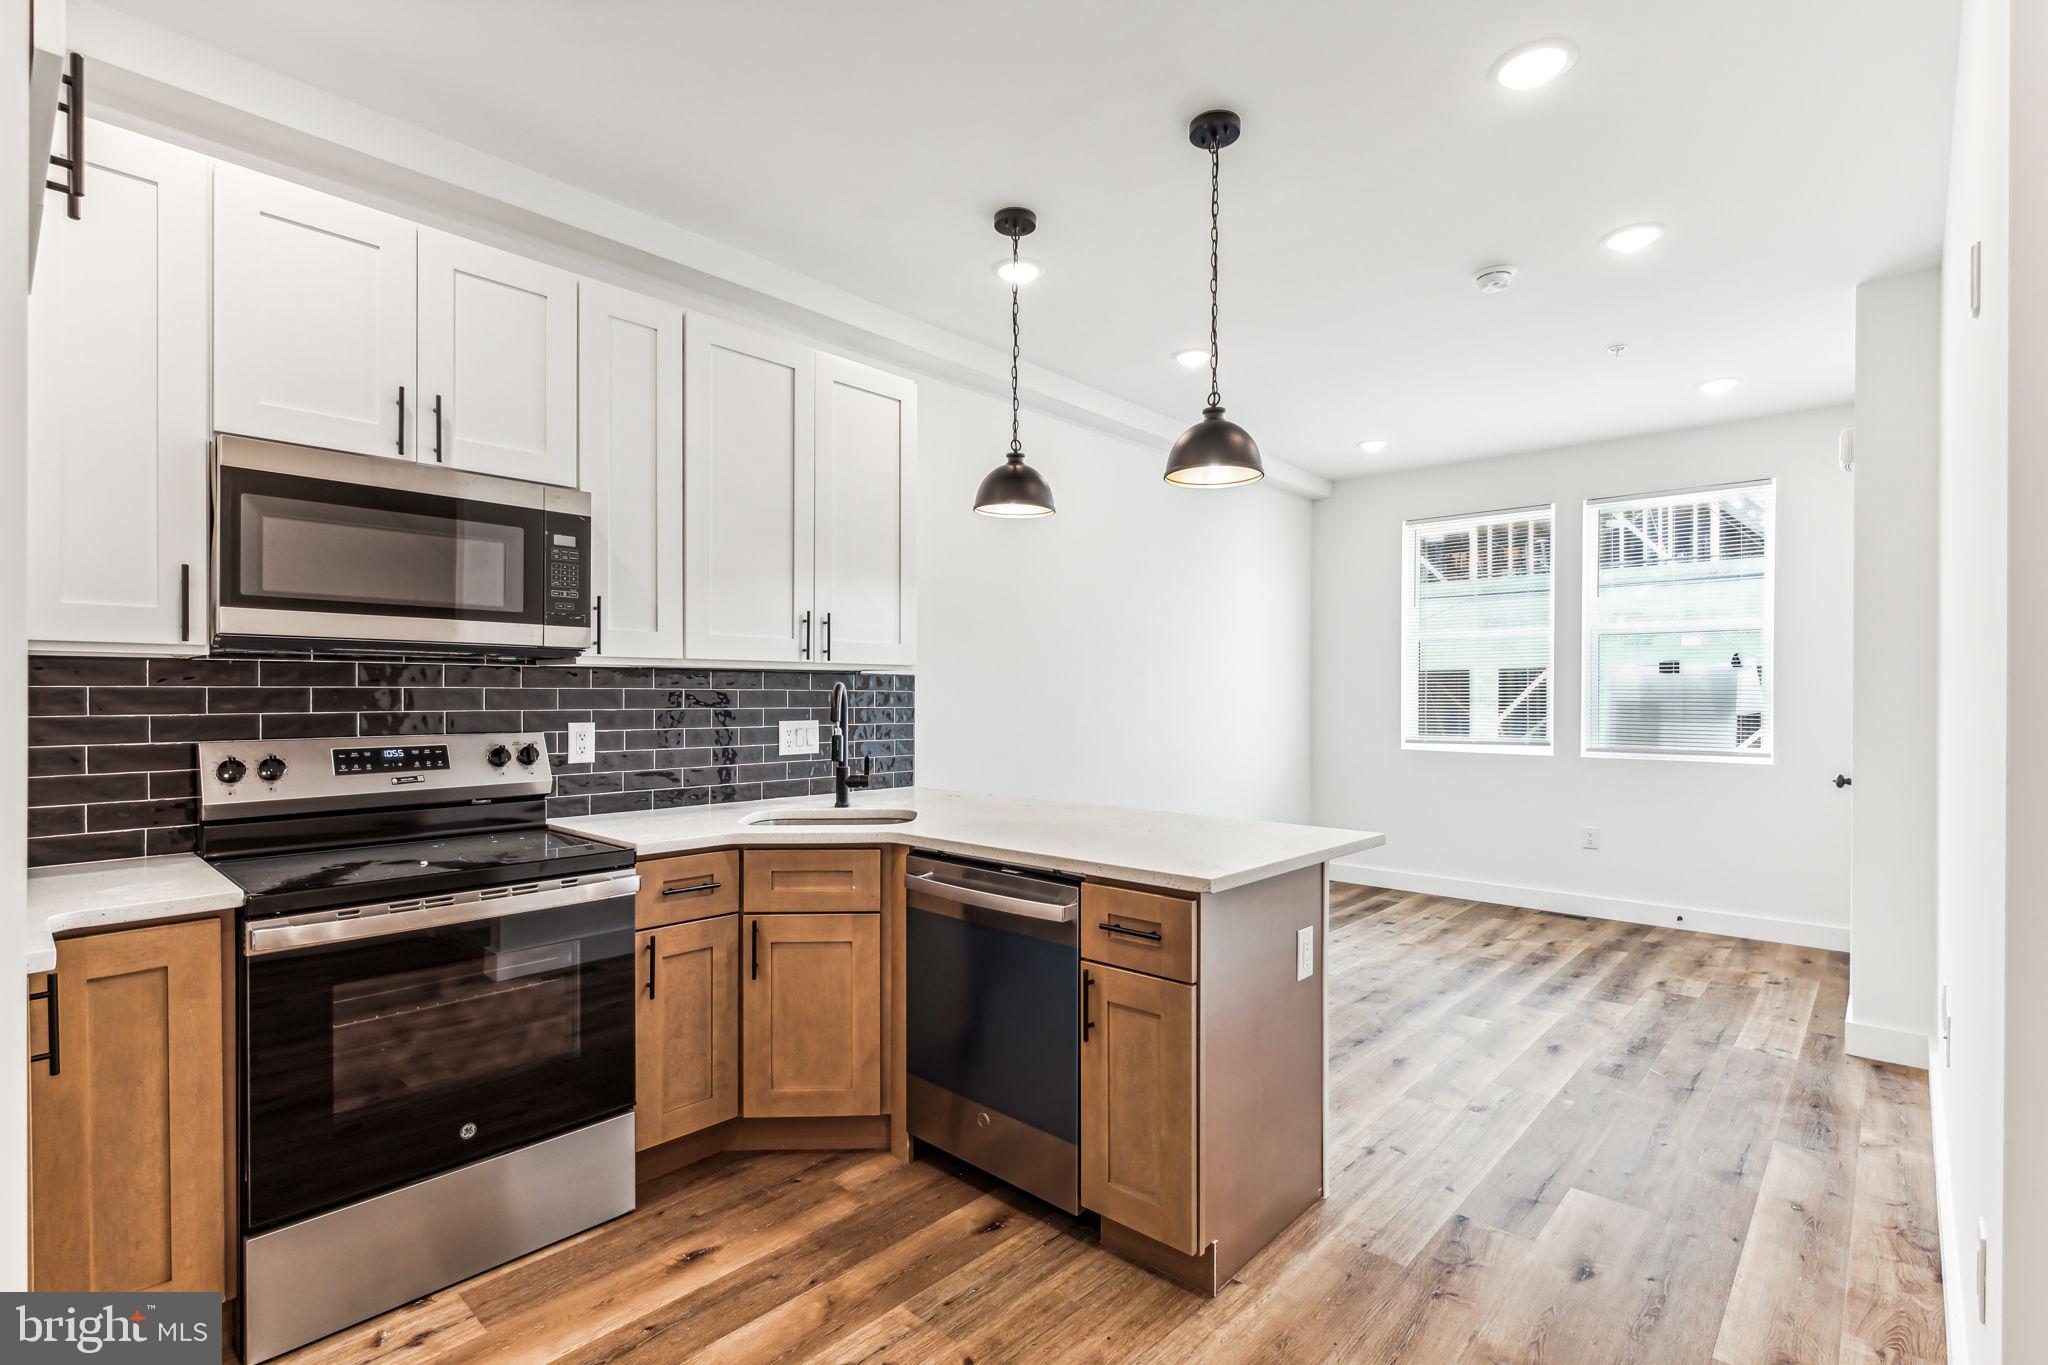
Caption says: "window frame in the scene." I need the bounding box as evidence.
[1398,503,1557,757]
[1579,478,1777,764]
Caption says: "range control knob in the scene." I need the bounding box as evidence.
[516,742,542,767]
[486,744,513,768]
[214,757,247,785]
[255,754,287,783]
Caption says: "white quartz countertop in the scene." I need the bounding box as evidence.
[553,787,1384,895]
[25,854,246,974]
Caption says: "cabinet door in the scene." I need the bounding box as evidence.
[214,162,417,457]
[815,354,917,668]
[27,123,209,649]
[1081,963,1198,1255]
[635,916,740,1150]
[741,913,881,1117]
[580,283,683,658]
[419,228,579,485]
[29,920,225,1293]
[684,319,816,663]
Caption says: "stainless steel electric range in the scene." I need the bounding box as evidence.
[197,733,639,1364]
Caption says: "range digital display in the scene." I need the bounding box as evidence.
[333,745,451,775]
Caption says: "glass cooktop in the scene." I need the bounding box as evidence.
[214,826,631,917]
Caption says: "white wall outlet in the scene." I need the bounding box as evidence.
[1580,826,1601,852]
[779,719,820,756]
[567,721,596,764]
[1296,925,1315,981]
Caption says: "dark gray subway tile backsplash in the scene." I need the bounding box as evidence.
[26,653,914,868]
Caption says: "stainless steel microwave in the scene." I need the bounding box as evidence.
[211,434,593,659]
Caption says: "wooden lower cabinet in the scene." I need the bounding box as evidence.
[1080,961,1199,1255]
[742,912,882,1117]
[28,919,225,1293]
[635,915,741,1150]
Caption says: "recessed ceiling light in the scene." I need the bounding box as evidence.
[1698,376,1741,396]
[1600,223,1665,254]
[1357,439,1389,454]
[1173,348,1209,369]
[993,258,1042,285]
[1490,39,1578,90]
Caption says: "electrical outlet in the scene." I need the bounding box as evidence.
[1296,925,1315,981]
[567,721,595,764]
[779,719,820,756]
[1580,826,1601,852]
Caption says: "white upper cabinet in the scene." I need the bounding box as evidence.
[28,123,210,649]
[579,282,684,660]
[418,229,579,485]
[213,163,417,458]
[814,355,917,669]
[684,319,817,664]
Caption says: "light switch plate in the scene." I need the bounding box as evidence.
[567,721,595,764]
[1296,925,1314,981]
[779,719,820,756]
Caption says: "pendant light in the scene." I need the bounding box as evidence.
[1165,110,1265,488]
[974,207,1056,517]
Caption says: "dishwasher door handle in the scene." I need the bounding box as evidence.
[907,865,1078,923]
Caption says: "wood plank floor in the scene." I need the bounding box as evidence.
[274,886,1947,1365]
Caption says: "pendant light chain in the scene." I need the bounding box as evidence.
[1207,141,1222,410]
[1010,235,1023,455]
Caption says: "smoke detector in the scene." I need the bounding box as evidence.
[1474,264,1518,294]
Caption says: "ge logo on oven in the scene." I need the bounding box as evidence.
[459,1123,478,1140]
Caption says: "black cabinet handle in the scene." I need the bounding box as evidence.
[178,563,192,643]
[1082,969,1095,1042]
[750,919,760,981]
[1833,774,1853,789]
[433,394,444,462]
[660,880,721,898]
[28,972,59,1076]
[643,938,655,999]
[1098,920,1164,942]
[45,54,83,221]
[396,385,406,455]
[594,595,603,654]
[799,610,812,661]
[822,612,833,661]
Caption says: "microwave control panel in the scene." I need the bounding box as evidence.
[543,520,589,627]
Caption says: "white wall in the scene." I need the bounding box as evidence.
[914,382,1313,821]
[1846,268,1940,1068]
[1934,0,2010,1358]
[1313,405,1855,948]
[2,0,31,1291]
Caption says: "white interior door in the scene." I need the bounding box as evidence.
[28,124,210,649]
[814,354,917,668]
[683,319,815,663]
[418,228,578,485]
[213,162,416,457]
[579,282,683,659]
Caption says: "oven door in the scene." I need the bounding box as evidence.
[212,433,590,656]
[242,873,637,1233]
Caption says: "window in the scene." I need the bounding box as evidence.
[1401,506,1554,751]
[1582,481,1774,759]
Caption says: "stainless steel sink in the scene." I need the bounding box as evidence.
[739,808,918,828]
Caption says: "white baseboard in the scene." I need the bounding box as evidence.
[1329,860,1851,952]
[1842,1001,1930,1069]
[1928,1061,1972,1365]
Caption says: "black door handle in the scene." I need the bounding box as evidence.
[643,937,655,999]
[822,612,833,661]
[750,918,760,981]
[433,394,444,462]
[799,610,812,661]
[661,880,721,898]
[1833,774,1853,789]
[396,385,406,455]
[1098,920,1163,942]
[594,595,603,654]
[28,972,59,1076]
[1082,969,1095,1042]
[46,54,83,221]
[178,563,192,643]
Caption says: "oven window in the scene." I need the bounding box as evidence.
[244,896,633,1232]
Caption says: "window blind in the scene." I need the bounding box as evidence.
[1582,481,1774,758]
[1400,507,1554,750]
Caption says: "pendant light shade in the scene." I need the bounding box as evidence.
[1167,110,1264,489]
[975,207,1056,517]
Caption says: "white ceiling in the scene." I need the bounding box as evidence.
[99,0,1959,479]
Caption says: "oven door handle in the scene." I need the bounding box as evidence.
[245,872,640,956]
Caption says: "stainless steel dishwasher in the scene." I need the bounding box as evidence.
[905,853,1082,1213]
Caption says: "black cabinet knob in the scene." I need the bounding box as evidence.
[256,755,287,783]
[487,745,513,768]
[215,757,247,785]
[517,742,542,767]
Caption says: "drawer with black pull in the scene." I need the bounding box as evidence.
[635,849,741,928]
[1081,882,1197,984]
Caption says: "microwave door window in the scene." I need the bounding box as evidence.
[240,494,528,616]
